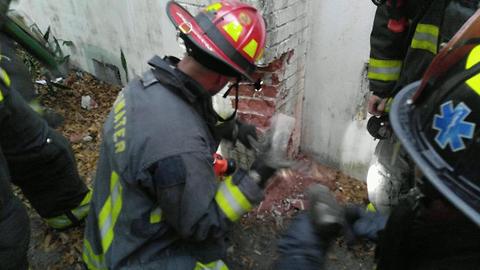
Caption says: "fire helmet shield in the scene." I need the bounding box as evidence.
[390,11,480,225]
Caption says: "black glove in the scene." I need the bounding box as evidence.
[344,204,388,244]
[249,158,276,188]
[236,120,258,149]
[274,213,329,270]
[307,184,344,240]
[214,119,258,149]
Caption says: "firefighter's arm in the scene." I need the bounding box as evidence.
[368,4,409,98]
[152,152,264,241]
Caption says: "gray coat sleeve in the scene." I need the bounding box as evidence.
[152,151,264,241]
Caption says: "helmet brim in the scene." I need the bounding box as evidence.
[166,1,254,81]
[390,81,480,226]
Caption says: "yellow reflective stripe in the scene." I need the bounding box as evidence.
[367,72,400,81]
[114,98,125,114]
[369,59,402,68]
[29,99,43,114]
[366,203,377,213]
[466,45,480,95]
[205,3,222,12]
[224,177,252,211]
[150,206,163,224]
[83,239,107,270]
[215,176,252,222]
[243,39,258,59]
[45,190,92,229]
[98,171,123,252]
[215,187,238,221]
[195,260,229,270]
[415,23,439,37]
[0,67,11,87]
[368,59,402,81]
[411,39,437,54]
[411,24,439,54]
[72,189,92,220]
[223,21,243,42]
[0,67,10,102]
[45,214,72,229]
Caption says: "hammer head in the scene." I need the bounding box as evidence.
[248,113,296,170]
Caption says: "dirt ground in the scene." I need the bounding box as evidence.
[24,71,374,269]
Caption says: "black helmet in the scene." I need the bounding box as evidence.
[390,10,480,226]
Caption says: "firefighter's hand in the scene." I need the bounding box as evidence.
[344,205,388,244]
[249,157,276,188]
[368,94,388,116]
[236,120,258,149]
[307,184,344,239]
[214,119,258,149]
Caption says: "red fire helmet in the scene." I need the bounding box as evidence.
[166,1,267,81]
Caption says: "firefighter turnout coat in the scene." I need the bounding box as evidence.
[83,56,264,270]
[368,0,478,98]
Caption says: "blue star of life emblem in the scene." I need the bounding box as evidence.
[432,101,476,152]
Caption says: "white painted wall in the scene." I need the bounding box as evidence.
[301,1,377,180]
[12,0,185,83]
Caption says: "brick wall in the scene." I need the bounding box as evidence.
[226,0,309,166]
[148,0,309,167]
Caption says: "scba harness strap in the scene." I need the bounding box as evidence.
[142,56,219,134]
[143,55,240,123]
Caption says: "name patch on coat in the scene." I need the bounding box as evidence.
[113,92,127,153]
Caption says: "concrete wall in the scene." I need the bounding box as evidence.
[12,0,185,83]
[301,1,377,180]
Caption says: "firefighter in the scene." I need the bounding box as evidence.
[0,0,91,230]
[83,1,281,269]
[275,11,480,269]
[0,68,30,270]
[0,32,65,128]
[366,0,479,213]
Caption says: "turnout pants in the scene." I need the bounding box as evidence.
[0,60,89,228]
[0,146,29,270]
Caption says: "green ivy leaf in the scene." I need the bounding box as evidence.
[43,26,51,41]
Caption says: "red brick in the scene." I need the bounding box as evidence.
[233,84,255,97]
[270,73,280,85]
[257,51,293,73]
[237,99,275,117]
[238,112,270,129]
[228,82,279,99]
[259,85,279,98]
